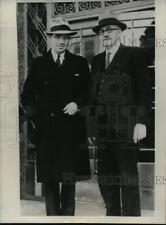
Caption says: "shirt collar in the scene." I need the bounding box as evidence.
[51,49,65,64]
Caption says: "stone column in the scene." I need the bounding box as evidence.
[17,3,28,199]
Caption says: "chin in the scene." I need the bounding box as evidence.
[103,40,112,48]
[104,44,112,49]
[58,49,65,53]
[55,47,66,53]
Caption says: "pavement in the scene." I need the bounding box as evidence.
[21,199,154,217]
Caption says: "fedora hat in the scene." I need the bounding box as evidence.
[92,17,127,34]
[45,17,77,36]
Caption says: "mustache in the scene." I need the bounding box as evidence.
[103,39,112,45]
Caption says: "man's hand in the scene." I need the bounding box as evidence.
[133,123,147,143]
[63,102,78,115]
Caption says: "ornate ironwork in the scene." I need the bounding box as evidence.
[66,2,75,13]
[78,1,102,11]
[54,3,65,15]
[105,0,130,7]
[52,1,147,16]
[54,2,76,15]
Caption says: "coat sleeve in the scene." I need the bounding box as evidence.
[74,57,90,108]
[132,49,153,126]
[21,58,38,117]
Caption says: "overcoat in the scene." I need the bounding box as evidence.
[21,49,91,183]
[91,45,152,172]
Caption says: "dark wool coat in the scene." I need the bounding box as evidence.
[21,49,91,183]
[91,45,152,146]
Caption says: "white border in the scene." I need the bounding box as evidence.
[0,0,166,223]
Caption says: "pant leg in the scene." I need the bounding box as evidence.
[61,183,75,216]
[97,143,121,216]
[116,143,141,216]
[121,179,141,216]
[43,182,61,216]
[98,182,121,216]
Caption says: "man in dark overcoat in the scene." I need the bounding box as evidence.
[91,17,152,216]
[21,17,91,216]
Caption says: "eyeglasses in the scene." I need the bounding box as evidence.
[99,27,120,35]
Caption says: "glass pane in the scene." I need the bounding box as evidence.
[83,37,97,65]
[68,37,81,55]
[133,19,155,27]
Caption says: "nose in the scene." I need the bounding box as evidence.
[59,38,65,44]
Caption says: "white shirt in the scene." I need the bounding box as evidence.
[51,49,65,64]
[106,41,121,64]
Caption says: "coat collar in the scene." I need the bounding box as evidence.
[45,49,73,65]
[43,49,75,85]
[51,49,65,64]
[94,44,125,74]
[104,44,126,72]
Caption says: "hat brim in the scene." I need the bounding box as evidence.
[45,30,77,36]
[92,22,127,34]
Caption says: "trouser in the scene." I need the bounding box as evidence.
[97,142,141,216]
[43,181,75,216]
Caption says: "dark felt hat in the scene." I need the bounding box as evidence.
[92,17,127,34]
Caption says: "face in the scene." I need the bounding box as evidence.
[99,25,122,50]
[50,34,70,54]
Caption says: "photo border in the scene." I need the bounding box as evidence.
[0,0,166,223]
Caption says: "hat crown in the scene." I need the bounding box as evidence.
[92,17,127,34]
[50,17,70,29]
[99,17,124,28]
[99,17,118,25]
[45,17,77,35]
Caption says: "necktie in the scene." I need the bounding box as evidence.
[56,54,61,66]
[105,52,111,68]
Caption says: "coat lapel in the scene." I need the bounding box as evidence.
[44,50,72,84]
[105,45,125,73]
[98,51,106,73]
[44,49,59,78]
[58,50,73,80]
[61,50,72,71]
[44,49,71,72]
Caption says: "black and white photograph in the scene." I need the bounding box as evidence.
[0,0,166,223]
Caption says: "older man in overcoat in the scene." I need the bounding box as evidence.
[91,17,152,216]
[21,17,91,216]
